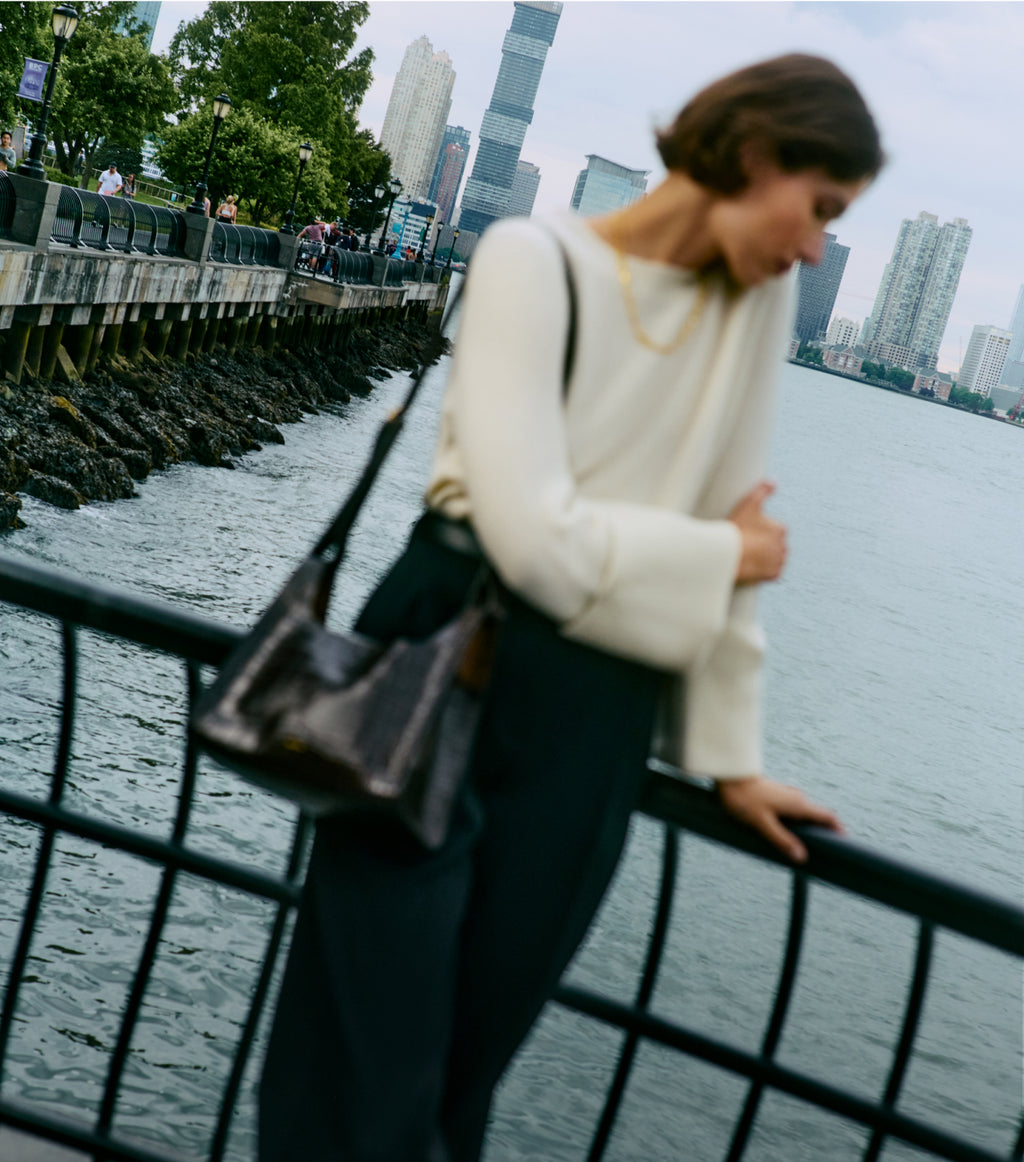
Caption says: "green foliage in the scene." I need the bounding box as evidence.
[948,387,994,412]
[0,2,51,130]
[796,342,823,366]
[861,360,886,380]
[157,106,336,226]
[343,143,393,237]
[44,3,176,180]
[885,367,915,390]
[99,142,143,177]
[166,2,386,224]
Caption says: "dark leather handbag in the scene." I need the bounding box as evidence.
[190,283,495,849]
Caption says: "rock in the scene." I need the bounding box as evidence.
[24,472,84,510]
[0,491,23,530]
[48,396,98,448]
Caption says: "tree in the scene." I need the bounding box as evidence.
[45,3,176,182]
[157,107,336,226]
[796,342,823,366]
[342,139,393,239]
[884,367,915,390]
[167,2,387,221]
[0,3,51,131]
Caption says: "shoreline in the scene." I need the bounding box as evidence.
[788,358,1022,426]
[0,320,448,533]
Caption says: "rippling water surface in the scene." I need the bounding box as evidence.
[0,330,1020,1160]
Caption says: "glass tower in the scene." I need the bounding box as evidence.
[428,125,471,204]
[570,155,648,216]
[794,234,850,343]
[459,1,562,237]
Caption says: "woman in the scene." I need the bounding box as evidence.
[122,173,136,199]
[215,194,237,223]
[259,54,882,1162]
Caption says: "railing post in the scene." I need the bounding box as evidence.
[371,254,390,287]
[181,213,215,263]
[276,232,300,271]
[5,172,62,249]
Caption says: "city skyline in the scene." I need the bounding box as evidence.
[152,2,1024,371]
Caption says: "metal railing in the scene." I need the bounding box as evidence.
[208,222,281,267]
[0,555,1021,1162]
[0,172,13,240]
[50,187,187,256]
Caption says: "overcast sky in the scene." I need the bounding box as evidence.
[153,1,1024,372]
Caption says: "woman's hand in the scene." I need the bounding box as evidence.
[729,481,787,584]
[716,775,844,863]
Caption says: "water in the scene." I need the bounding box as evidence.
[0,339,1020,1160]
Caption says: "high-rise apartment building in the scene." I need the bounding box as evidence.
[998,284,1024,388]
[433,144,468,225]
[427,125,471,203]
[459,1,562,237]
[958,325,1011,397]
[570,155,648,215]
[825,316,859,348]
[380,36,455,201]
[865,211,972,372]
[793,234,850,343]
[508,160,541,216]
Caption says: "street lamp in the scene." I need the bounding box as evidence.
[417,214,435,261]
[364,183,385,250]
[429,220,444,266]
[20,5,80,182]
[280,140,314,234]
[187,92,231,215]
[375,178,402,254]
[445,229,460,272]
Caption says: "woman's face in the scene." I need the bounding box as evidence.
[710,156,867,288]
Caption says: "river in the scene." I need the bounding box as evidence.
[0,313,1019,1160]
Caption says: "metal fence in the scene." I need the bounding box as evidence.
[0,554,1021,1162]
[208,222,281,268]
[50,187,187,257]
[0,172,13,240]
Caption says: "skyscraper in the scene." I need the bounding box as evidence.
[380,36,455,201]
[999,284,1024,388]
[570,155,648,215]
[427,125,471,203]
[865,211,972,372]
[433,144,468,225]
[958,325,1011,397]
[116,0,161,50]
[793,234,850,343]
[507,160,541,216]
[459,1,562,237]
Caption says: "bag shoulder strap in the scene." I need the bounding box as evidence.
[313,226,578,562]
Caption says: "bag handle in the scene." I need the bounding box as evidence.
[312,232,579,576]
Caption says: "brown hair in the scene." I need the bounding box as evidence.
[657,54,883,193]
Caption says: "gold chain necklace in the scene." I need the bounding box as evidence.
[614,248,710,355]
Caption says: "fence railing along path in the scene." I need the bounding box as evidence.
[0,554,1020,1162]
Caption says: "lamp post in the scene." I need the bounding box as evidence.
[187,92,231,215]
[375,178,402,254]
[429,220,444,266]
[417,213,435,262]
[20,5,80,182]
[445,229,460,272]
[364,183,385,250]
[279,141,314,234]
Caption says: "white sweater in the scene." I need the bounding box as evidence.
[426,212,794,779]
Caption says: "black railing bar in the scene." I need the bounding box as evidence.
[95,665,205,1144]
[0,626,78,1085]
[0,1097,193,1162]
[587,826,679,1162]
[553,985,1012,1162]
[639,777,1024,957]
[1013,1114,1023,1160]
[3,562,1022,950]
[0,787,301,906]
[725,871,809,1162]
[862,920,936,1162]
[0,556,240,667]
[208,812,311,1162]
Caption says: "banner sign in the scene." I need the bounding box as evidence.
[17,58,49,103]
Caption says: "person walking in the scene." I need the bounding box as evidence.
[0,132,17,170]
[258,53,882,1162]
[122,173,136,199]
[215,194,237,223]
[96,164,122,197]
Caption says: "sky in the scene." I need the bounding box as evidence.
[152,1,1024,372]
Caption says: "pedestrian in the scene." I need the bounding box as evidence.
[258,53,882,1162]
[296,216,325,273]
[0,131,16,170]
[215,194,237,223]
[96,164,123,197]
[122,173,136,199]
[73,150,84,177]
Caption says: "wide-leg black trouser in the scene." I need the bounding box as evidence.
[258,523,662,1162]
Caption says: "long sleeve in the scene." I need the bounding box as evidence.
[430,220,743,672]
